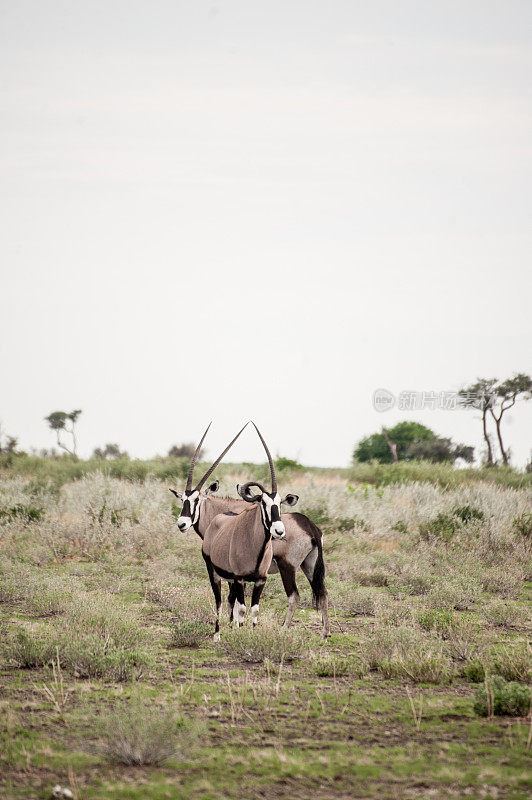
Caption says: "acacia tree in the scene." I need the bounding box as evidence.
[489,373,532,465]
[458,379,497,466]
[354,421,472,465]
[354,421,434,463]
[44,409,82,457]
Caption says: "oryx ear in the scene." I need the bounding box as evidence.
[204,480,219,495]
[169,489,183,499]
[281,493,299,507]
[237,484,262,503]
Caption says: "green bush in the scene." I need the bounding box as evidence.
[419,513,459,543]
[473,676,531,717]
[452,505,484,524]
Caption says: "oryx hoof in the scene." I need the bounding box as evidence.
[213,632,220,642]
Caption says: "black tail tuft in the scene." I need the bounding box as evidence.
[290,512,328,610]
[310,530,326,610]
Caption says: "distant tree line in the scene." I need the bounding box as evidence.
[354,372,531,467]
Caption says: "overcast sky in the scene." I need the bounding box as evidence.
[1,1,531,467]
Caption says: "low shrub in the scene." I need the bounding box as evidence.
[53,594,151,680]
[452,505,484,524]
[346,589,377,617]
[490,645,531,683]
[3,628,54,668]
[313,654,352,677]
[485,600,528,629]
[220,624,304,664]
[428,577,480,611]
[391,521,409,535]
[419,513,459,543]
[442,622,478,661]
[379,650,454,684]
[418,609,456,633]
[512,512,532,539]
[473,676,531,717]
[388,575,431,597]
[480,568,522,598]
[302,507,331,531]
[462,659,486,683]
[60,636,151,681]
[366,627,454,684]
[337,516,369,532]
[99,703,195,765]
[171,620,211,648]
[355,571,389,588]
[0,503,44,525]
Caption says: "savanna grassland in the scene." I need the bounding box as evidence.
[1,459,531,800]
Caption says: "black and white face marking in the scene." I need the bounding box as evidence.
[237,483,299,538]
[176,490,201,531]
[170,481,219,532]
[260,492,285,539]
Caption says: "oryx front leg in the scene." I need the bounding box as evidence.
[227,581,237,623]
[250,579,266,628]
[203,553,222,641]
[234,581,246,627]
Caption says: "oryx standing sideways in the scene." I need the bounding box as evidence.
[169,423,330,638]
[202,424,299,639]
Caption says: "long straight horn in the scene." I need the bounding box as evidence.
[194,422,250,491]
[252,422,277,493]
[185,421,212,491]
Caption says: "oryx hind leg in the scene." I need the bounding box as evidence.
[202,553,222,641]
[277,558,299,629]
[250,578,266,628]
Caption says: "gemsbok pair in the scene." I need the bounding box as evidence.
[170,422,330,639]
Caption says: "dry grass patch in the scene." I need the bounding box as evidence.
[98,702,197,765]
[220,623,306,664]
